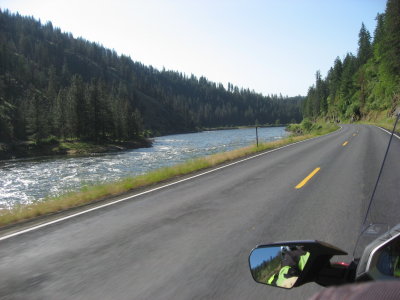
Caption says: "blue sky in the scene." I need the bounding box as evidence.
[250,246,281,269]
[0,0,386,96]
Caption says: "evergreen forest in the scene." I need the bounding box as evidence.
[303,0,400,122]
[0,9,303,146]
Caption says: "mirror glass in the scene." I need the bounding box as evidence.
[369,236,400,279]
[249,245,310,289]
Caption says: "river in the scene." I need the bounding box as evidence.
[0,127,288,209]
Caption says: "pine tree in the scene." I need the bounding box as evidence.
[315,71,328,115]
[357,23,372,66]
[372,13,385,61]
[68,75,87,138]
[0,96,14,142]
[25,86,49,142]
[381,0,400,81]
[339,54,357,114]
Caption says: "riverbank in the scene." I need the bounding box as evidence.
[0,123,338,228]
[0,126,284,160]
[0,138,152,160]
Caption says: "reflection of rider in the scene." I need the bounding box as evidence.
[267,265,290,286]
[267,246,310,287]
[281,246,310,277]
[394,257,400,277]
[376,241,400,277]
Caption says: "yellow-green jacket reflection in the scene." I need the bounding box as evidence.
[267,252,310,288]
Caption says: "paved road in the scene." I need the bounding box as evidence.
[1,124,400,300]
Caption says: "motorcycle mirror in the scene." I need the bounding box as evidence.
[249,245,307,288]
[357,224,400,281]
[249,241,347,289]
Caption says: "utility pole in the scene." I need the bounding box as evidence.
[256,126,259,147]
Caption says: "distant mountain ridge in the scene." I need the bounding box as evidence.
[0,9,303,144]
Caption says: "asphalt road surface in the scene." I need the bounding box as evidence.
[1,124,400,300]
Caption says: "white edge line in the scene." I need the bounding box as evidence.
[376,125,400,140]
[0,127,343,242]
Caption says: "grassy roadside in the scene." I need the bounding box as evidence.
[354,111,397,131]
[329,110,397,131]
[0,123,339,228]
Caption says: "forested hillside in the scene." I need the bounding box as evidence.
[303,0,400,122]
[0,9,303,145]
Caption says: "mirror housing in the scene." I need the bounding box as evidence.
[249,240,347,289]
[356,224,400,281]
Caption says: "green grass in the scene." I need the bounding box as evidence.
[356,115,397,131]
[0,123,339,228]
[346,109,396,130]
[286,119,339,135]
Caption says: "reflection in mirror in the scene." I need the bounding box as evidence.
[369,237,400,280]
[249,245,310,289]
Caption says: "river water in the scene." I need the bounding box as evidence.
[0,127,287,209]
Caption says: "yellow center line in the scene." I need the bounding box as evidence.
[342,141,348,146]
[295,167,321,189]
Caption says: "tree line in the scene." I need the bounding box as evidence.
[0,9,303,144]
[303,0,400,121]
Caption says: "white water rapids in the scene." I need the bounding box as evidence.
[0,127,288,209]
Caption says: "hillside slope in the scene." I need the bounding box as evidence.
[302,0,399,122]
[0,9,303,146]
